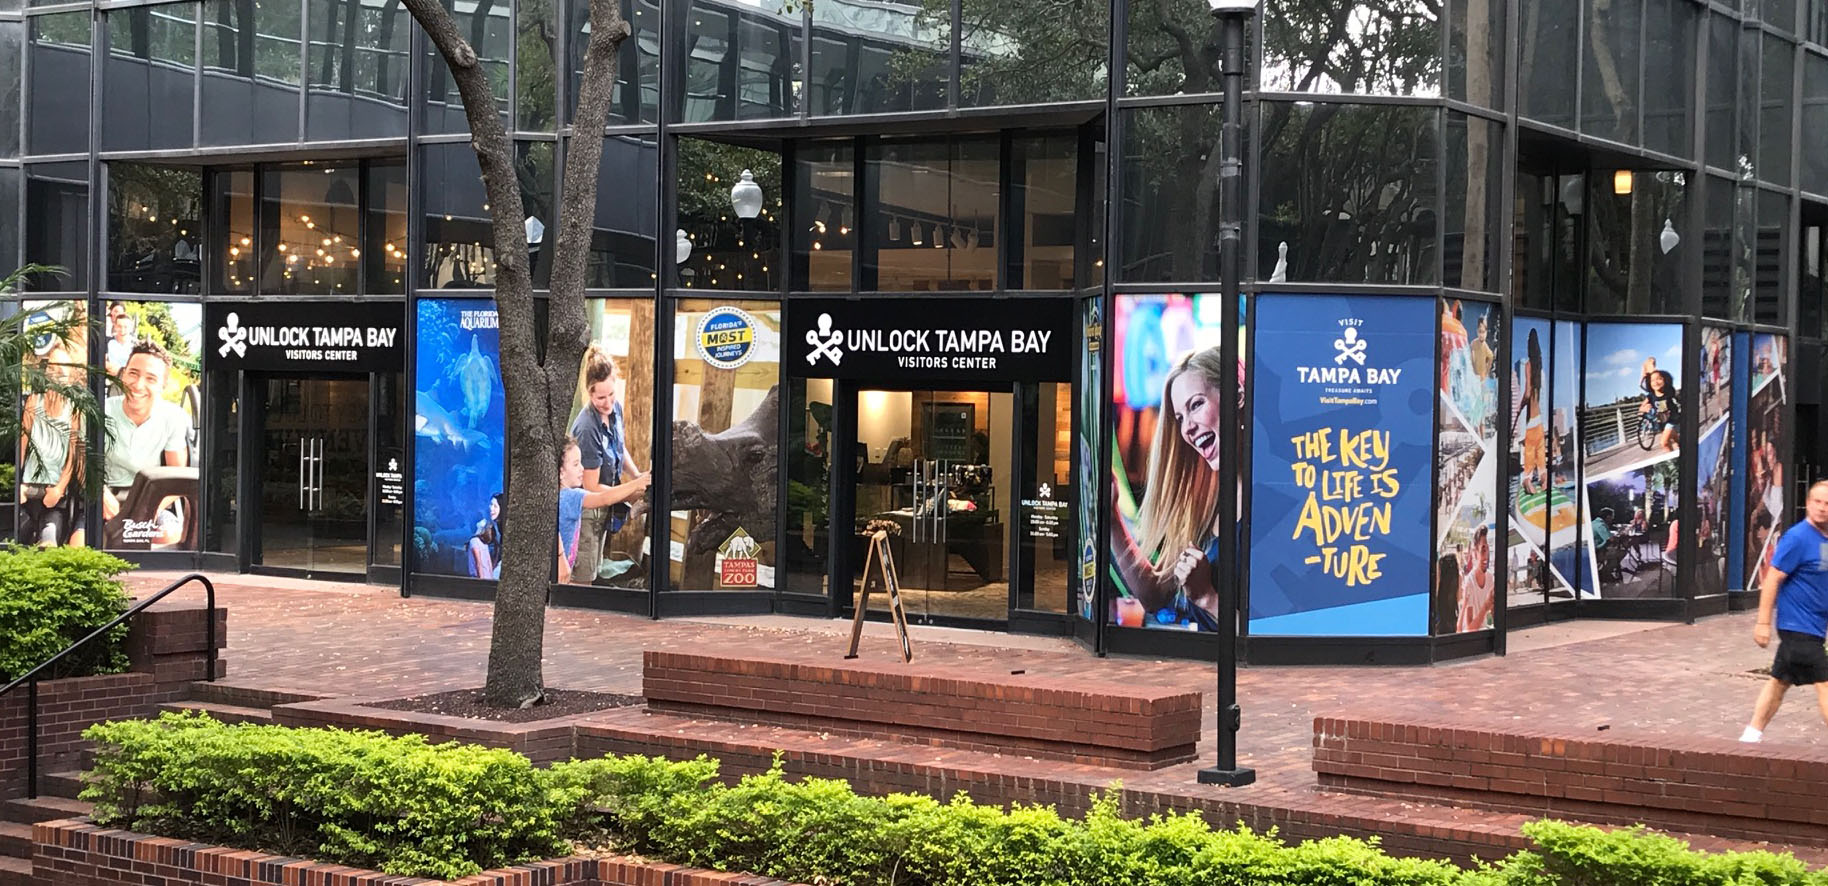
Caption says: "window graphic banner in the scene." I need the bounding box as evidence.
[102,301,203,551]
[1435,297,1500,634]
[16,301,90,549]
[1248,294,1433,636]
[1695,326,1733,597]
[1578,322,1683,599]
[1745,333,1787,590]
[1077,297,1102,622]
[412,298,505,578]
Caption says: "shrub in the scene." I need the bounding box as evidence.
[83,712,570,880]
[0,545,133,683]
[1464,820,1828,886]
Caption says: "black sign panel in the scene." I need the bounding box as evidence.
[788,297,1074,382]
[205,301,405,373]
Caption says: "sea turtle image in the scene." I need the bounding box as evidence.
[455,333,497,428]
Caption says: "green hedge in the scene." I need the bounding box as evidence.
[0,546,134,683]
[83,714,1828,885]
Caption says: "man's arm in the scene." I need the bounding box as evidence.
[1755,566,1789,648]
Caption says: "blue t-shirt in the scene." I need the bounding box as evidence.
[1771,521,1828,638]
[557,487,586,566]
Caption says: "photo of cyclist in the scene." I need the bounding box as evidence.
[1636,356,1679,454]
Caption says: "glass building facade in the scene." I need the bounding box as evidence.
[3,0,1824,663]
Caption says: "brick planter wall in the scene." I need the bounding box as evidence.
[1312,716,1828,847]
[33,819,807,886]
[0,603,225,798]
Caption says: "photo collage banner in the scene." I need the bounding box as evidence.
[1506,319,1580,609]
[1436,298,1500,633]
[1743,333,1788,591]
[1578,323,1684,600]
[1076,297,1102,622]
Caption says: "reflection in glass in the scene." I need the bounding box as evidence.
[785,377,832,597]
[202,0,303,146]
[516,0,558,130]
[1448,0,1503,108]
[1257,103,1439,285]
[1808,52,1828,195]
[677,139,780,291]
[1733,180,1756,321]
[807,0,947,115]
[519,141,556,288]
[1705,14,1737,172]
[1553,175,1582,313]
[1445,113,1502,292]
[1584,170,1688,315]
[423,0,508,133]
[204,367,238,555]
[567,0,658,125]
[365,161,407,293]
[421,143,551,289]
[1261,0,1441,96]
[107,165,203,294]
[678,1,801,122]
[1580,0,1639,145]
[1738,25,1759,178]
[1,19,21,158]
[105,4,198,153]
[587,135,659,288]
[261,164,360,295]
[1123,0,1217,96]
[1641,0,1695,159]
[958,0,1106,106]
[1017,381,1071,613]
[29,12,92,156]
[306,0,411,140]
[793,141,853,292]
[1012,134,1079,290]
[867,138,999,292]
[1118,104,1218,282]
[1518,0,1578,128]
[1801,223,1825,339]
[211,169,255,294]
[1759,36,1794,187]
[0,168,18,272]
[25,163,88,292]
[1512,172,1555,310]
[1755,190,1786,324]
[1701,175,1735,319]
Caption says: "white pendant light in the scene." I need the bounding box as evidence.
[1659,219,1680,255]
[888,216,902,242]
[730,170,763,219]
[911,222,925,246]
[675,229,692,264]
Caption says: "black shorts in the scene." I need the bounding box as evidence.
[1772,631,1828,686]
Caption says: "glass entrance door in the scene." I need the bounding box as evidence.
[254,375,370,575]
[851,388,1012,623]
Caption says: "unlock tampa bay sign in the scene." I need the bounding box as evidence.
[788,297,1073,382]
[206,301,404,373]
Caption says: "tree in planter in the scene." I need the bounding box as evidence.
[1,265,109,549]
[397,0,630,708]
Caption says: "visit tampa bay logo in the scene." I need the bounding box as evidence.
[1296,318,1403,385]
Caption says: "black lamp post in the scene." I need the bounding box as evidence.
[1197,0,1257,789]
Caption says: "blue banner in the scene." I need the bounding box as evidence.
[1248,294,1433,636]
[412,298,506,578]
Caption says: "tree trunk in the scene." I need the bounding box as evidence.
[401,0,629,709]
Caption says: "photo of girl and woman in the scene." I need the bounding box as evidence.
[560,301,654,588]
[1435,298,1499,634]
[16,303,89,548]
[1579,322,1684,599]
[1106,294,1243,632]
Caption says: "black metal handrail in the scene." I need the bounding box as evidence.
[0,573,217,799]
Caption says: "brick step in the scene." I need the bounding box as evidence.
[2,795,90,826]
[36,771,85,801]
[159,700,274,725]
[0,822,31,859]
[186,681,329,710]
[0,854,29,886]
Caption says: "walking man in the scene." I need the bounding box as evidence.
[1739,479,1828,742]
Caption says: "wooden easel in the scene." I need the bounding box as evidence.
[846,530,914,662]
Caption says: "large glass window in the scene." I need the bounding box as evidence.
[1807,50,1828,196]
[516,0,558,130]
[24,163,87,291]
[1641,0,1696,159]
[1012,134,1078,290]
[784,376,831,596]
[1261,0,1441,96]
[261,163,360,295]
[519,140,556,288]
[104,4,198,153]
[1448,0,1504,109]
[807,0,947,115]
[1123,1,1216,96]
[1518,0,1579,129]
[1017,380,1072,614]
[1702,174,1736,319]
[1584,170,1689,315]
[1739,24,1761,178]
[1445,113,1503,292]
[107,165,203,295]
[1705,14,1738,172]
[0,167,18,271]
[677,0,801,122]
[365,161,406,293]
[421,142,551,290]
[867,137,999,292]
[676,138,780,292]
[28,12,92,156]
[422,0,508,133]
[211,169,255,293]
[959,0,1106,106]
[306,0,411,141]
[1,19,21,159]
[1118,103,1218,282]
[1257,102,1439,285]
[1755,189,1787,323]
[1512,172,1555,310]
[792,141,853,292]
[1580,0,1640,145]
[567,0,658,125]
[560,298,655,588]
[1759,36,1796,187]
[201,0,303,146]
[587,135,659,288]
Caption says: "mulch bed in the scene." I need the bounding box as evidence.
[369,688,642,723]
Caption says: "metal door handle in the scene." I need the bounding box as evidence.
[298,439,306,510]
[313,437,324,511]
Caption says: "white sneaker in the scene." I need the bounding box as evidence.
[1739,726,1763,743]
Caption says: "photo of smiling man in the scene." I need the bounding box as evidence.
[102,341,195,548]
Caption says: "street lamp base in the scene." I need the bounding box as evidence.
[1196,765,1257,787]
